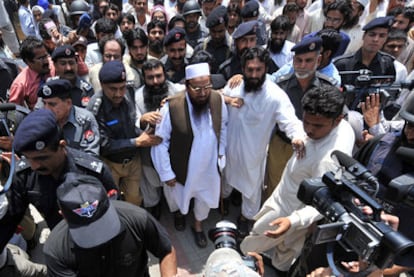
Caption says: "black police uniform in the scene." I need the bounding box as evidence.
[194,38,232,74]
[0,147,117,251]
[163,57,188,84]
[334,49,396,86]
[71,77,94,108]
[186,25,208,49]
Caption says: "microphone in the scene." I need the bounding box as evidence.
[0,103,16,112]
[331,150,379,188]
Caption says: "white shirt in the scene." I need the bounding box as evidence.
[269,40,295,68]
[224,76,305,198]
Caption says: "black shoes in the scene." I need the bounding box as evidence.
[174,212,186,231]
[191,227,207,248]
[237,216,252,239]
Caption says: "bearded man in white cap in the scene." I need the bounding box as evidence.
[151,62,228,248]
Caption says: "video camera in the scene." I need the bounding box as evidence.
[208,221,258,272]
[296,150,414,274]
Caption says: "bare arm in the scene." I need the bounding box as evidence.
[159,246,177,277]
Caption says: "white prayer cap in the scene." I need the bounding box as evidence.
[357,0,369,8]
[185,63,210,80]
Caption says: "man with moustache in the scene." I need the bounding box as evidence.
[88,61,161,206]
[222,47,305,238]
[151,63,227,248]
[219,20,278,81]
[268,15,295,69]
[334,16,396,87]
[51,45,94,108]
[147,20,167,60]
[133,0,151,32]
[9,37,55,110]
[194,5,232,74]
[124,28,148,85]
[265,37,337,200]
[0,109,118,252]
[135,59,184,218]
[161,27,188,84]
[342,0,368,54]
[182,1,208,48]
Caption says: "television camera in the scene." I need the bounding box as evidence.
[297,150,414,275]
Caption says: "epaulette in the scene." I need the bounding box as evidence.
[332,52,355,63]
[73,155,103,174]
[378,50,395,61]
[218,57,233,72]
[276,73,295,84]
[15,158,31,173]
[80,79,93,92]
[89,94,102,116]
[316,72,336,86]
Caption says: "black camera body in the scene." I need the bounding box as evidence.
[208,220,258,272]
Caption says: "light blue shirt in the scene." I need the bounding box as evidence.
[18,6,36,37]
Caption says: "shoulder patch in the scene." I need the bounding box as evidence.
[80,80,93,92]
[16,158,31,172]
[74,156,103,174]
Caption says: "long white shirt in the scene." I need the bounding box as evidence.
[151,93,228,214]
[224,76,305,198]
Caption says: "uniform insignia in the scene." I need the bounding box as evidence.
[218,17,224,24]
[42,85,52,96]
[83,130,95,143]
[175,33,181,40]
[73,200,98,218]
[81,96,90,107]
[166,70,175,79]
[121,71,126,80]
[35,141,45,150]
[65,48,71,56]
[16,159,30,172]
[309,43,315,50]
[252,11,258,17]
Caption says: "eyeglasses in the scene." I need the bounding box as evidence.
[188,83,213,93]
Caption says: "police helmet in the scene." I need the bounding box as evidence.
[182,1,202,16]
[70,0,90,16]
[400,94,414,124]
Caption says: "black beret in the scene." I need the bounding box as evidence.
[240,1,259,18]
[51,45,76,61]
[164,27,186,46]
[206,6,228,28]
[38,79,72,99]
[99,61,126,84]
[291,36,322,54]
[363,16,394,31]
[13,109,60,153]
[232,20,257,40]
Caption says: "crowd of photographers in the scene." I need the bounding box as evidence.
[1,0,414,276]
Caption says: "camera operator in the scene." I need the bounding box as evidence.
[240,84,355,274]
[354,94,414,275]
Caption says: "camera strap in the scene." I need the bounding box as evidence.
[0,118,15,195]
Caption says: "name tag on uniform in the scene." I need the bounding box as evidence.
[106,119,119,126]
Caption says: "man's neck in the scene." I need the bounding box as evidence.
[137,14,146,25]
[297,76,314,92]
[148,49,163,59]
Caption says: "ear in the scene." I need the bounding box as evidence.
[316,54,322,66]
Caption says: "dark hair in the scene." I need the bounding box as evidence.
[316,28,342,59]
[94,17,117,34]
[302,84,345,119]
[283,2,299,14]
[20,36,45,63]
[103,3,120,15]
[227,2,241,14]
[142,58,166,79]
[270,15,291,32]
[190,49,215,64]
[241,46,269,68]
[123,28,148,48]
[120,12,136,25]
[147,19,167,34]
[98,37,126,56]
[42,9,58,23]
[168,14,186,31]
[324,1,352,22]
[385,29,408,43]
[388,7,414,23]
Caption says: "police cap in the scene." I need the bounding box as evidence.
[232,20,257,40]
[291,36,322,54]
[164,27,186,47]
[52,45,76,62]
[99,61,126,84]
[206,6,227,28]
[240,1,259,18]
[13,109,60,153]
[362,16,394,31]
[38,79,72,99]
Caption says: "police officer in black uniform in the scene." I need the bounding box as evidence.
[240,0,267,46]
[51,45,94,108]
[334,16,396,87]
[218,20,278,81]
[0,109,118,251]
[182,0,208,48]
[194,5,232,74]
[161,27,189,84]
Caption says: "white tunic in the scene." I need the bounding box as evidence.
[151,93,228,214]
[224,77,305,198]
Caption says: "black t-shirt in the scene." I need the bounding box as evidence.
[44,201,172,277]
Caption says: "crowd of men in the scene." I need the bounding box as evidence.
[1,0,414,275]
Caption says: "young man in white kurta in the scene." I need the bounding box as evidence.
[151,63,227,235]
[223,47,305,223]
[240,85,355,272]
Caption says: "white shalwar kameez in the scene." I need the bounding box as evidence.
[223,76,305,219]
[151,93,227,221]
